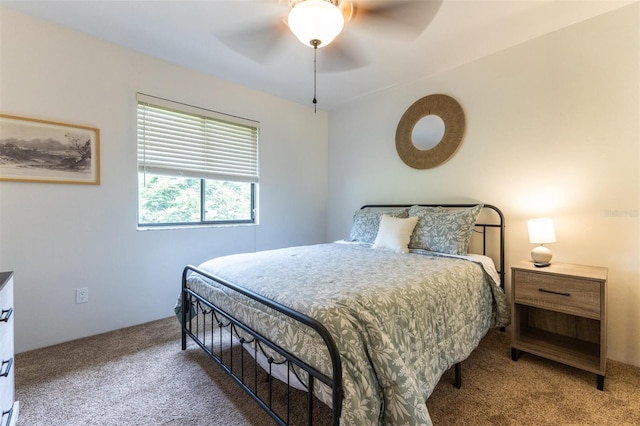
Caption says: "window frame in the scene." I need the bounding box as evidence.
[136,94,259,228]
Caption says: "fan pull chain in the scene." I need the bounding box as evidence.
[311,39,320,113]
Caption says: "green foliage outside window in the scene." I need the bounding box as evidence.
[204,179,253,221]
[138,174,253,225]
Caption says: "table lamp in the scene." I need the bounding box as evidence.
[527,218,556,267]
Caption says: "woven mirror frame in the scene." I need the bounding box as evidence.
[395,94,465,169]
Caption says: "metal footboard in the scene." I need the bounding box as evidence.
[181,266,343,425]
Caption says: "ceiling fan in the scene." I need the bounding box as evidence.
[216,0,443,109]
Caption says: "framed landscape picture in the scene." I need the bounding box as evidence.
[0,114,100,184]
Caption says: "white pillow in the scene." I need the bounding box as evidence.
[372,215,419,253]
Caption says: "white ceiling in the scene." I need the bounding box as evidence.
[1,0,632,111]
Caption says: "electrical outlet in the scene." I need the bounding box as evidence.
[76,287,89,304]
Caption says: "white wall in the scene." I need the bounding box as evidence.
[0,8,328,353]
[328,5,640,367]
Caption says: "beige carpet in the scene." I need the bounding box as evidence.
[15,317,640,425]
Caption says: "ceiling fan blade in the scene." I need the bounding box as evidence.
[351,0,443,37]
[318,32,371,73]
[216,20,291,64]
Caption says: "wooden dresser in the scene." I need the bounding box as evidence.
[510,261,608,390]
[0,272,18,426]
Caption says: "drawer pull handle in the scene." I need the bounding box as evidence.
[0,308,12,322]
[538,288,571,297]
[2,405,14,426]
[0,358,13,377]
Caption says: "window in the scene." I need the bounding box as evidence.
[137,94,259,227]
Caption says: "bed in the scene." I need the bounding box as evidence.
[178,204,510,425]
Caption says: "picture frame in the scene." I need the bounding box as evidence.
[0,114,100,185]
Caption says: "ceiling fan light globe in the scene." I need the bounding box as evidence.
[288,0,344,48]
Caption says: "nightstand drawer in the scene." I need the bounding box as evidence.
[513,270,601,319]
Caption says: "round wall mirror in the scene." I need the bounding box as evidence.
[411,114,446,150]
[395,94,465,169]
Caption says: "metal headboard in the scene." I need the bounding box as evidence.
[360,204,506,289]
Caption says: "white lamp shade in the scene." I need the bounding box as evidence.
[527,218,556,244]
[288,0,344,48]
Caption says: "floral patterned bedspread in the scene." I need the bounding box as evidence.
[183,242,510,425]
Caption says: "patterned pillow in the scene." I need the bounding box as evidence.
[350,208,409,243]
[408,205,483,255]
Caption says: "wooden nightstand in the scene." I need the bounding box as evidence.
[510,261,608,390]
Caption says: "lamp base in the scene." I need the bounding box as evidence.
[533,262,551,267]
[531,245,552,265]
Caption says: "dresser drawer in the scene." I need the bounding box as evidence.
[0,357,15,418]
[1,402,16,426]
[0,307,14,356]
[0,280,11,318]
[0,324,12,360]
[514,269,601,319]
[0,279,14,361]
[0,274,15,421]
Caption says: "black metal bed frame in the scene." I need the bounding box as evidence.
[181,204,505,425]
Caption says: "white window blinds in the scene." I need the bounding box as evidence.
[137,93,259,183]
